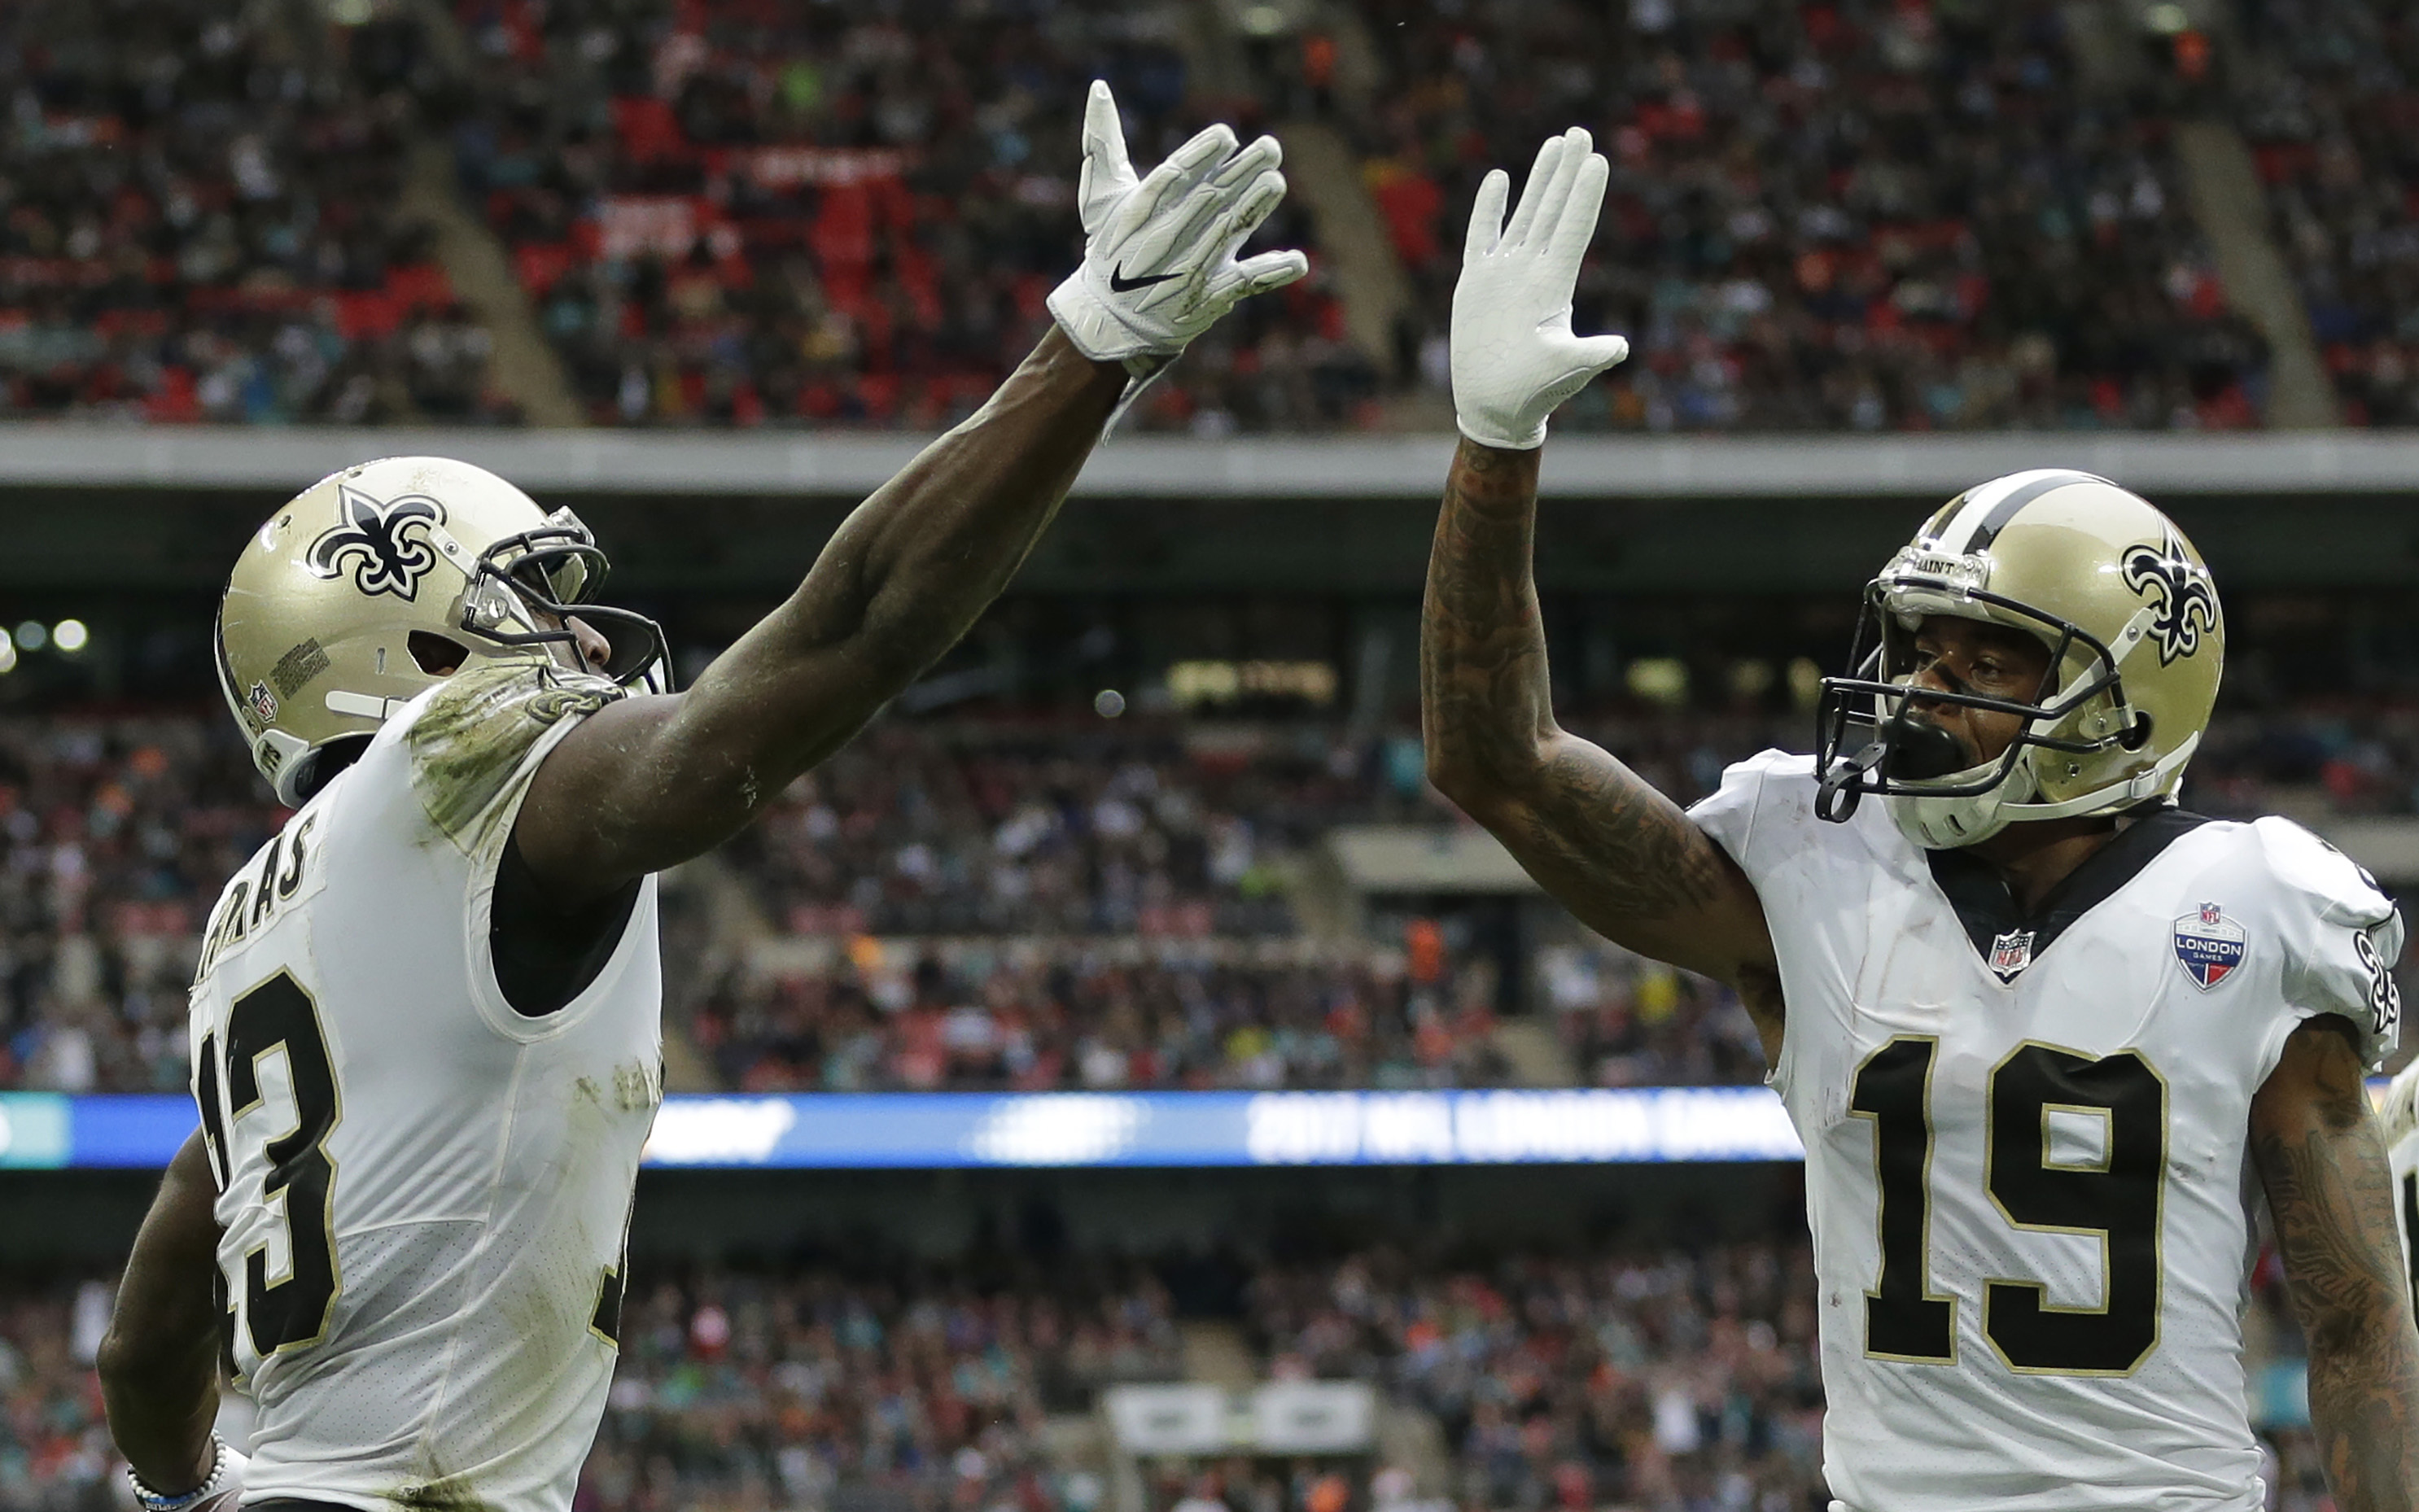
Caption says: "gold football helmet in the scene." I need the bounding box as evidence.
[216,456,667,804]
[1815,469,2223,849]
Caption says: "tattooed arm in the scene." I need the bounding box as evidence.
[1419,439,1781,1054]
[2251,1016,2419,1512]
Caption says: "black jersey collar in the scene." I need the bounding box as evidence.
[1926,807,2212,974]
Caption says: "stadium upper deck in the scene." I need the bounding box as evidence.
[0,0,2397,430]
[0,1,511,423]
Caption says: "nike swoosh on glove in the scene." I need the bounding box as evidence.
[1450,126,1632,450]
[1047,80,1310,375]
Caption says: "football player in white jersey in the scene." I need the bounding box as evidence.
[93,83,1309,1512]
[1421,129,2417,1510]
[2381,1059,2419,1312]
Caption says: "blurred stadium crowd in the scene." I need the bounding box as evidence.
[0,0,2411,430]
[0,1237,2348,1512]
[1,5,2410,1512]
[0,701,2409,1095]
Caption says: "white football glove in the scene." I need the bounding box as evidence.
[1047,80,1310,380]
[1451,127,1632,450]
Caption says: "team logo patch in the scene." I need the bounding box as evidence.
[246,680,278,727]
[1988,929,2036,983]
[2120,528,2220,666]
[2172,902,2246,990]
[306,484,445,600]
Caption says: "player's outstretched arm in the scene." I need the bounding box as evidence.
[519,85,1306,898]
[1419,131,1777,1044]
[99,1131,234,1500]
[2251,1018,2419,1512]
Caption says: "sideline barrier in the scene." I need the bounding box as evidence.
[15,1082,2390,1170]
[5,1087,1804,1169]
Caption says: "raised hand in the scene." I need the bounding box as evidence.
[1450,127,1632,450]
[1047,81,1310,376]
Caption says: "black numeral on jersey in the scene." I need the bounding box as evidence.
[590,1196,635,1348]
[2402,1172,2419,1316]
[192,1034,240,1371]
[1852,1037,2167,1376]
[1849,1037,1957,1361]
[221,971,343,1356]
[1984,1046,2165,1374]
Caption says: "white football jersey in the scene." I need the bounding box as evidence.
[2380,1058,2419,1313]
[1693,751,2403,1512]
[187,659,663,1512]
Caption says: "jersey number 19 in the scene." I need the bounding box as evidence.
[1852,1036,2166,1375]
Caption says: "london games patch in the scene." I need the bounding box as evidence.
[2172,902,2246,990]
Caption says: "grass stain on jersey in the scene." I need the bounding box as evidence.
[615,1058,661,1112]
[407,657,620,849]
[392,1478,499,1512]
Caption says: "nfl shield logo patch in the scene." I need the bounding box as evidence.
[246,680,279,727]
[1988,929,2035,983]
[2172,902,2246,990]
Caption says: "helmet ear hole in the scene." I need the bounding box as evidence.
[2119,710,2154,751]
[408,631,469,676]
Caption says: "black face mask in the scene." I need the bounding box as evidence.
[1816,581,2144,827]
[462,523,674,690]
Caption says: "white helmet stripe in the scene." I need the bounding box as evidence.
[1931,468,2113,554]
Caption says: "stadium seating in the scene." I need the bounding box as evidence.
[0,703,2405,1094]
[448,0,1373,431]
[0,1261,1183,1512]
[691,941,1511,1093]
[1245,1245,1826,1509]
[2,0,2377,432]
[0,715,276,1094]
[722,724,1336,939]
[0,2,512,423]
[2233,0,2419,426]
[442,0,2279,433]
[582,1261,1182,1512]
[1282,0,2267,430]
[0,1248,2338,1511]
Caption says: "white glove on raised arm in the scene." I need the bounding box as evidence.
[1047,81,1310,378]
[1450,127,1632,450]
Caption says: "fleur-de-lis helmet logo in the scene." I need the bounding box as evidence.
[306,485,445,600]
[2119,527,2219,666]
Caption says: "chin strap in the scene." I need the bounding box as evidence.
[1814,741,1887,822]
[1997,731,2202,824]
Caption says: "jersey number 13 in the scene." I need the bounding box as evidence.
[1852,1036,2166,1375]
[195,971,343,1359]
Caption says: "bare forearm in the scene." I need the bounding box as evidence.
[1419,439,1556,797]
[2255,1023,2419,1511]
[518,329,1126,888]
[721,326,1124,763]
[103,1340,219,1492]
[101,1133,223,1492]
